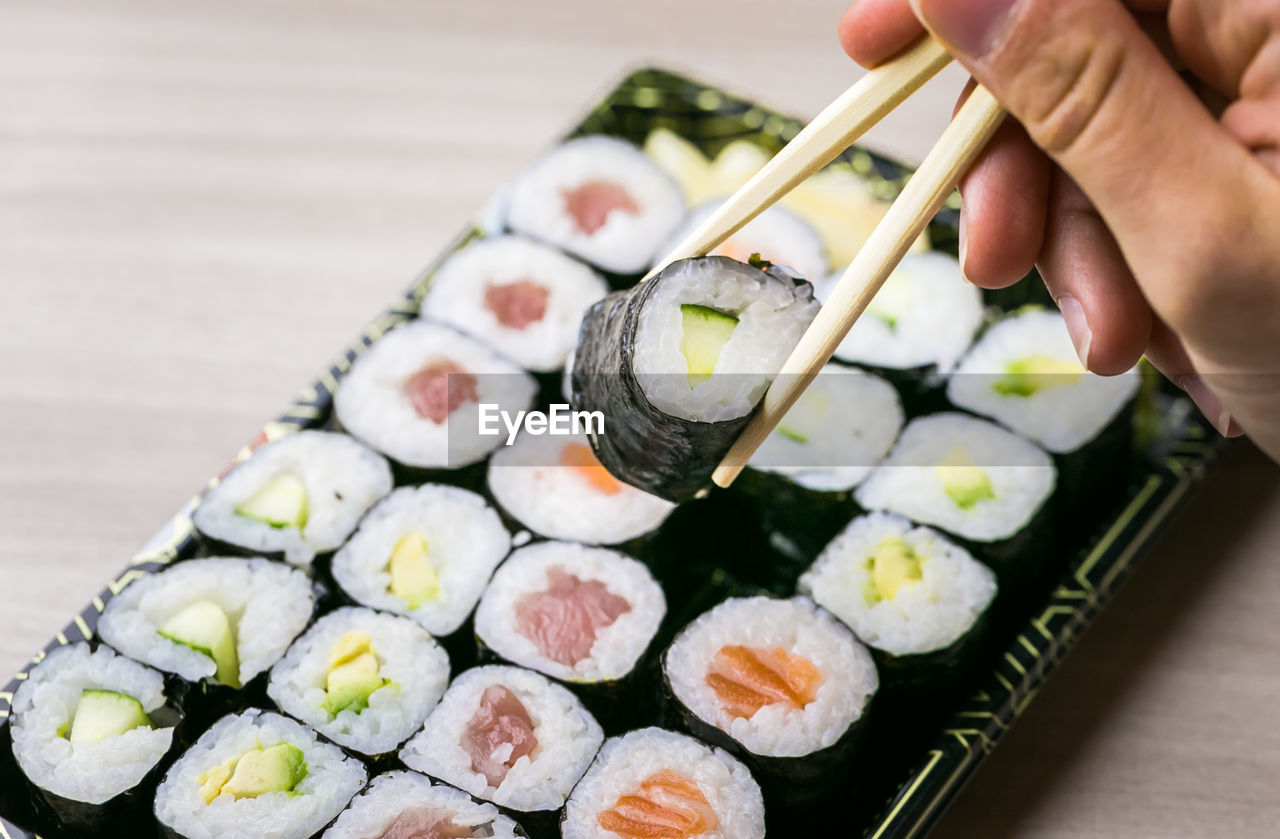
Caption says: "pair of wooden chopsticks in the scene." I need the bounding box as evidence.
[646,37,1007,489]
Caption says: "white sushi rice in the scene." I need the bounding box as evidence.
[799,513,998,656]
[665,597,877,758]
[633,257,821,423]
[473,541,666,682]
[562,727,765,839]
[400,665,604,812]
[323,771,523,839]
[10,644,174,805]
[420,235,608,372]
[333,319,538,469]
[946,308,1141,453]
[664,200,829,283]
[505,136,685,274]
[98,557,314,686]
[487,432,675,545]
[193,431,393,568]
[819,251,983,373]
[267,608,450,756]
[855,413,1057,543]
[154,709,366,839]
[750,364,903,492]
[330,484,511,635]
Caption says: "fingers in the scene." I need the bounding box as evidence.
[1035,171,1152,376]
[838,0,926,67]
[1221,97,1280,176]
[1144,319,1244,437]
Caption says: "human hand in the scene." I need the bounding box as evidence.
[840,0,1280,459]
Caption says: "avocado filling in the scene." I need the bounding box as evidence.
[773,388,831,446]
[862,538,924,605]
[935,447,995,510]
[197,743,307,804]
[66,690,153,744]
[679,304,739,387]
[992,355,1083,397]
[387,531,440,609]
[324,631,388,716]
[235,473,309,530]
[157,601,241,688]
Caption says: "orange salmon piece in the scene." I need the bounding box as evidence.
[559,443,623,495]
[705,645,824,719]
[597,769,718,838]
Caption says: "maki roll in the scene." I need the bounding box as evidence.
[487,433,674,545]
[473,541,666,683]
[399,665,604,814]
[818,252,982,411]
[420,235,608,373]
[193,431,393,568]
[334,320,538,471]
[571,255,820,501]
[10,644,176,830]
[663,596,876,760]
[854,413,1057,564]
[323,771,526,839]
[267,608,450,757]
[330,484,512,636]
[561,727,765,839]
[98,557,314,689]
[662,201,828,284]
[798,512,997,674]
[504,136,685,275]
[154,709,366,839]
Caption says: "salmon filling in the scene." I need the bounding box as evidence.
[562,180,640,235]
[377,807,475,839]
[403,360,479,424]
[460,685,537,788]
[515,567,631,666]
[559,443,623,495]
[705,645,824,719]
[485,280,550,330]
[596,769,719,839]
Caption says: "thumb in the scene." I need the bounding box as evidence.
[908,0,1268,325]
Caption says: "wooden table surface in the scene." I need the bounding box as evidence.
[3,1,1278,836]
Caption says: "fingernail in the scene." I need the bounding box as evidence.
[910,0,1021,57]
[1057,295,1092,369]
[1179,375,1235,437]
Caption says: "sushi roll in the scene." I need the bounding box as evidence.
[193,430,393,568]
[399,665,604,814]
[799,512,997,665]
[663,596,876,760]
[323,771,526,839]
[473,541,666,684]
[330,484,511,637]
[504,136,685,276]
[333,320,538,471]
[419,235,608,373]
[571,255,820,501]
[98,557,314,689]
[854,413,1057,564]
[662,201,828,284]
[561,727,765,839]
[10,644,176,831]
[818,252,983,411]
[267,608,450,757]
[154,709,366,839]
[487,433,674,545]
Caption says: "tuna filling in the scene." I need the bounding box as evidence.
[515,567,631,666]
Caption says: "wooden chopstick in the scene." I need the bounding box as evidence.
[645,36,952,278]
[711,85,1008,489]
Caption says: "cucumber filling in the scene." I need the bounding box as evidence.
[66,689,153,744]
[679,304,738,387]
[862,537,924,604]
[935,447,995,510]
[993,355,1083,397]
[235,473,309,530]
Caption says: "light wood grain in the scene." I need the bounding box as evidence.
[713,85,1005,486]
[1,2,1278,837]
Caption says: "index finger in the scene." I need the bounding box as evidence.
[839,0,925,68]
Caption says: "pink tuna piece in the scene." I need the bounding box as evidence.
[378,807,475,839]
[561,180,639,235]
[515,567,631,667]
[461,685,538,788]
[403,360,479,424]
[485,280,550,330]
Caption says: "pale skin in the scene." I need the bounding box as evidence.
[840,0,1280,462]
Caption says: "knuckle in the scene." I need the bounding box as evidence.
[1015,29,1128,156]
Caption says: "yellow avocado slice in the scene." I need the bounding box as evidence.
[935,447,996,510]
[199,743,307,803]
[679,304,739,387]
[235,473,309,530]
[388,531,440,609]
[993,355,1083,397]
[863,538,924,604]
[157,601,241,689]
[324,632,386,716]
